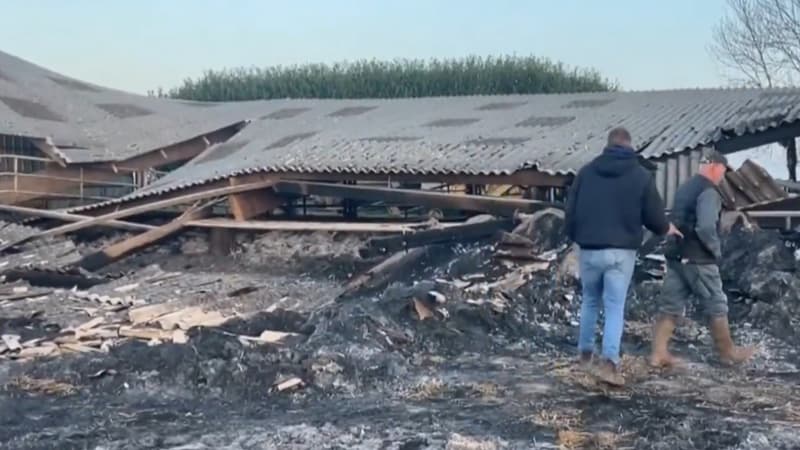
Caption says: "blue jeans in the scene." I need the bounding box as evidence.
[577,248,637,365]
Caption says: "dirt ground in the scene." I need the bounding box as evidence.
[1,219,799,449]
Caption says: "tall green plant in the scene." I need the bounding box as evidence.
[160,55,615,101]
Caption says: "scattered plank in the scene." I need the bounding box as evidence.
[274,181,558,217]
[0,204,155,232]
[118,326,171,342]
[129,302,182,325]
[15,344,59,359]
[274,377,305,392]
[1,334,21,352]
[156,307,227,330]
[59,342,103,354]
[75,316,106,332]
[360,218,514,258]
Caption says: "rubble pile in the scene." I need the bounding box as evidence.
[720,224,800,340]
[1,213,800,449]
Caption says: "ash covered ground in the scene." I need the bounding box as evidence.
[1,214,800,449]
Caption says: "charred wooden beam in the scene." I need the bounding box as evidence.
[0,179,276,253]
[77,201,212,271]
[359,217,514,258]
[0,204,154,232]
[1,268,105,290]
[341,246,432,298]
[228,178,283,221]
[273,181,556,217]
[79,170,569,217]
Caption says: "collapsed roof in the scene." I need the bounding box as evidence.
[0,50,270,163]
[2,49,800,184]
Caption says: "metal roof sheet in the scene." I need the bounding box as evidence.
[127,88,800,198]
[0,50,273,163]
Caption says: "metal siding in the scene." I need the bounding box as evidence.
[665,158,678,208]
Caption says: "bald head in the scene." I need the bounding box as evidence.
[607,127,632,148]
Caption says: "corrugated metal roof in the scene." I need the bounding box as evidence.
[66,86,800,213]
[719,159,789,210]
[5,49,800,211]
[0,50,272,163]
[125,88,800,198]
[4,49,800,170]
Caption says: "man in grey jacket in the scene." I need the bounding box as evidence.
[650,150,756,367]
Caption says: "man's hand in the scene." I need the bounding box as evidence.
[667,223,683,238]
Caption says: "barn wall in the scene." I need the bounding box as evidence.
[653,148,703,209]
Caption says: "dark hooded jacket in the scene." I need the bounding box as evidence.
[565,145,670,250]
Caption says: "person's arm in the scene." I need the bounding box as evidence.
[564,171,582,242]
[695,189,723,260]
[641,176,670,235]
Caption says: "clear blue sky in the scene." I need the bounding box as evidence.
[1,0,728,94]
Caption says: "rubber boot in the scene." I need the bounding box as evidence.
[649,315,681,368]
[709,316,756,365]
[593,358,625,387]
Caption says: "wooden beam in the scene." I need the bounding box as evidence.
[76,171,569,217]
[0,179,277,252]
[273,181,557,217]
[359,217,515,258]
[187,218,459,233]
[77,202,212,271]
[228,178,283,221]
[341,246,431,298]
[0,204,154,232]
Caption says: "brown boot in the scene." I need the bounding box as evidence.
[578,351,593,366]
[709,316,756,365]
[593,359,625,387]
[649,315,682,368]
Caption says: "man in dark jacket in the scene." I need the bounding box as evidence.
[650,150,755,367]
[565,127,680,386]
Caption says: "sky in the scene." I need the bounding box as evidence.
[0,0,730,94]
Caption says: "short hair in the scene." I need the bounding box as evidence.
[607,127,632,147]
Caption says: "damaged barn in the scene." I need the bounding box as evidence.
[2,50,800,449]
[0,203,799,449]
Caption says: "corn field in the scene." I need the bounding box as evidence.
[157,55,615,101]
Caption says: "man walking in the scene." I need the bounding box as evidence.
[650,150,755,367]
[566,127,680,386]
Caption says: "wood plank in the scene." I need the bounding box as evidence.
[0,179,276,252]
[273,181,557,217]
[341,246,431,297]
[228,178,283,221]
[118,326,171,341]
[129,302,182,325]
[77,201,211,271]
[0,204,154,232]
[360,218,514,258]
[187,218,457,233]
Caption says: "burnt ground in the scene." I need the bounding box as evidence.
[1,222,800,449]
